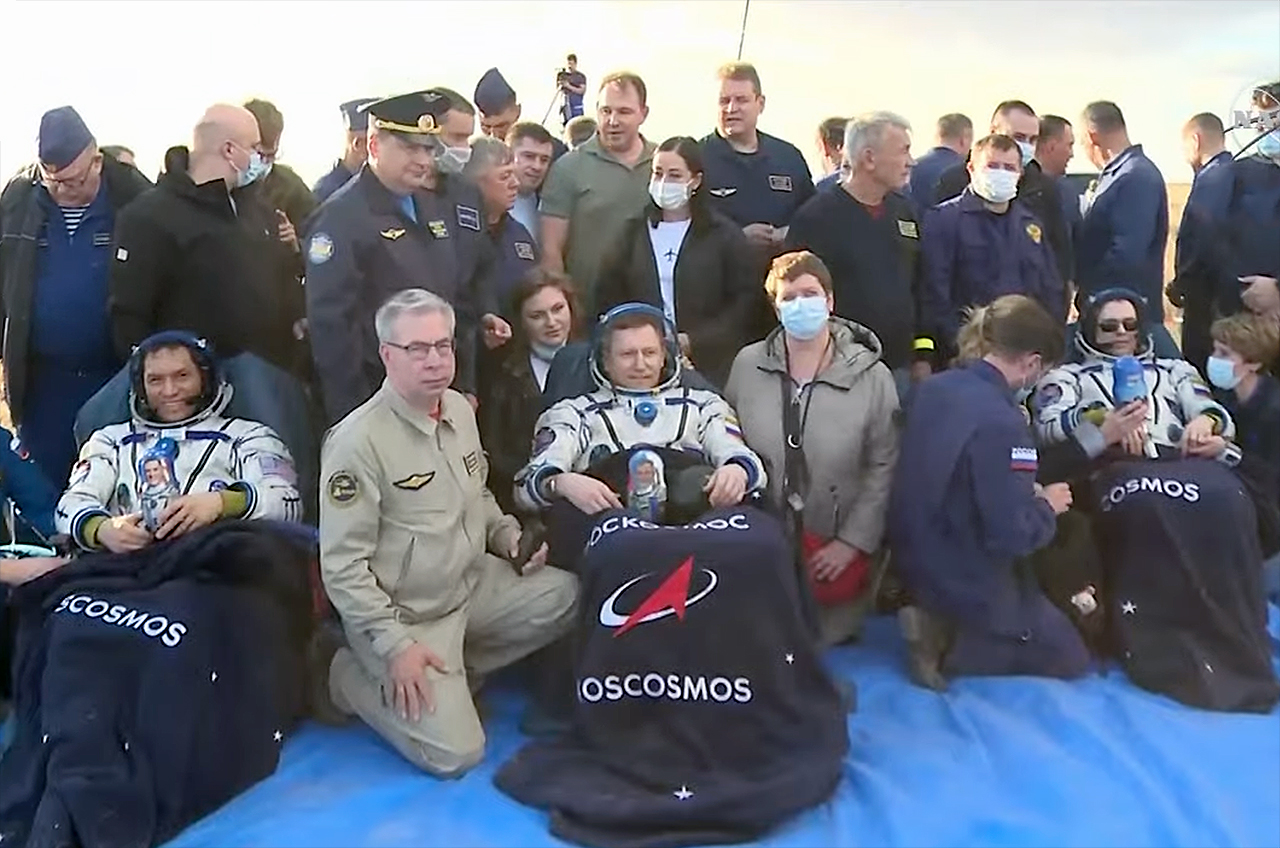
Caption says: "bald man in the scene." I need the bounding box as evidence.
[108,103,306,375]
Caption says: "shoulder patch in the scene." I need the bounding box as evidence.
[259,454,297,485]
[393,471,436,490]
[327,471,359,505]
[308,232,334,265]
[456,205,481,231]
[531,427,556,457]
[1010,446,1039,472]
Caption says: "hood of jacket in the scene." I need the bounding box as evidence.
[158,146,237,218]
[756,316,885,388]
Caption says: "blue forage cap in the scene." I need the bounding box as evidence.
[340,98,379,132]
[474,67,517,116]
[37,106,95,170]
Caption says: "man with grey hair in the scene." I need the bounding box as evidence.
[787,111,935,394]
[317,287,577,778]
[465,137,539,333]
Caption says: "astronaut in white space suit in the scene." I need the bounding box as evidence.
[515,304,766,516]
[57,332,302,552]
[1032,288,1237,464]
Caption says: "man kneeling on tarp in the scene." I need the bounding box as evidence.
[0,333,313,848]
[316,290,578,778]
[495,505,848,848]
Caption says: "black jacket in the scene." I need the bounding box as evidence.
[479,346,545,514]
[108,147,303,373]
[0,520,314,848]
[935,159,1072,284]
[0,157,152,424]
[596,206,760,387]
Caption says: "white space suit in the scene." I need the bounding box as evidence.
[57,384,302,548]
[1033,341,1235,457]
[515,384,766,512]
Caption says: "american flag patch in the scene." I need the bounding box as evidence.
[258,454,297,485]
[1010,446,1038,472]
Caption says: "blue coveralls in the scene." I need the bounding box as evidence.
[888,361,1089,679]
[22,186,122,487]
[484,213,540,319]
[921,189,1064,347]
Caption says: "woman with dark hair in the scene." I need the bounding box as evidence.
[595,135,759,386]
[479,269,583,513]
[888,294,1090,689]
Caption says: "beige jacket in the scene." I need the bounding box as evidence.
[725,318,900,554]
[319,383,521,661]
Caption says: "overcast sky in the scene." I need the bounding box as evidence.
[1,0,1277,184]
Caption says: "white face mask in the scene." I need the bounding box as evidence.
[648,179,691,211]
[1017,140,1035,166]
[972,167,1020,203]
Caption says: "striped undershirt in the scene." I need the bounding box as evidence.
[59,204,90,236]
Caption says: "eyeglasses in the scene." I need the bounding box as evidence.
[385,338,455,359]
[1097,318,1139,333]
[40,155,101,190]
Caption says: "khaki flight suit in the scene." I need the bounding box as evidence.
[320,382,577,776]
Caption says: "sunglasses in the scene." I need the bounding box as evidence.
[1098,318,1139,333]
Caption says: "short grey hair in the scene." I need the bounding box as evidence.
[843,111,912,167]
[374,288,455,343]
[462,136,512,180]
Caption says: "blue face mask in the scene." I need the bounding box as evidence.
[778,295,829,340]
[1206,355,1241,389]
[234,149,270,188]
[1256,129,1280,160]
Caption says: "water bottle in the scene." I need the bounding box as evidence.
[1112,356,1146,405]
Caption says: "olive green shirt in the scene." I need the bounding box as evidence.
[538,135,656,313]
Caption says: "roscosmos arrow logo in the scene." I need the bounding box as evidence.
[599,556,719,637]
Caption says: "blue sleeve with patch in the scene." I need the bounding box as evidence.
[303,208,370,424]
[963,420,1057,560]
[0,432,58,539]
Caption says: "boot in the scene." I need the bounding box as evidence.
[898,606,950,692]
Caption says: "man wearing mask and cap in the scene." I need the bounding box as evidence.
[109,103,304,379]
[921,134,1064,357]
[474,68,568,160]
[303,90,501,425]
[0,105,152,486]
[934,101,1070,287]
[313,98,379,204]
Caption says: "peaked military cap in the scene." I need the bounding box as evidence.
[340,98,379,132]
[365,90,449,140]
[474,68,518,116]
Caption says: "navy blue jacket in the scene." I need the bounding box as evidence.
[302,166,495,422]
[698,130,815,228]
[0,425,56,540]
[1174,150,1234,286]
[1206,156,1280,318]
[484,212,539,319]
[312,161,355,204]
[0,520,313,848]
[1220,375,1280,510]
[1076,145,1169,316]
[909,146,963,209]
[889,361,1057,633]
[921,189,1064,346]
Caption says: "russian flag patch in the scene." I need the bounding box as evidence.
[1010,446,1039,472]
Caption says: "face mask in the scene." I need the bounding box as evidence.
[1014,385,1033,404]
[1017,140,1035,166]
[1256,129,1280,160]
[648,179,691,211]
[972,168,1019,203]
[233,149,270,188]
[778,295,829,340]
[438,146,471,174]
[530,338,564,363]
[1206,355,1241,389]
